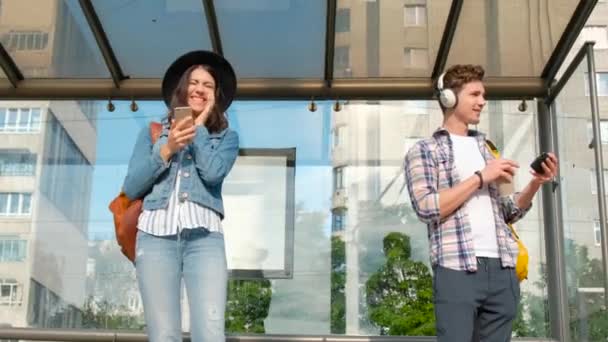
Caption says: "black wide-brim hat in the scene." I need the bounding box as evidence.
[161,50,237,113]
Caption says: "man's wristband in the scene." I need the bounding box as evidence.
[474,171,483,189]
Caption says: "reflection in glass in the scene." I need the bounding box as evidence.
[0,0,108,78]
[215,0,326,78]
[0,99,551,338]
[0,99,98,331]
[446,0,578,77]
[334,0,450,78]
[555,54,608,341]
[91,0,212,77]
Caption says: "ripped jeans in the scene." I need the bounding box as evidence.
[135,229,227,342]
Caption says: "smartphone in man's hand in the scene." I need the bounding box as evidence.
[530,153,550,174]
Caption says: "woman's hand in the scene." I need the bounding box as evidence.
[160,117,196,162]
[194,101,213,127]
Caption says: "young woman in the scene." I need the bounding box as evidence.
[123,50,239,342]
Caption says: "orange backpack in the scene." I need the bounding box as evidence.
[108,122,162,262]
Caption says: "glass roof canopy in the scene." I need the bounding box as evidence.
[0,0,595,101]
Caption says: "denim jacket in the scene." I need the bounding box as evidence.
[123,119,239,219]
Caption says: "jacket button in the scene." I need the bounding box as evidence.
[181,192,188,200]
[183,172,190,178]
[186,154,192,160]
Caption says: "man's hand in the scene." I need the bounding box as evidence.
[530,153,558,185]
[480,158,519,184]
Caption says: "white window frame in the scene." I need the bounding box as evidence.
[0,107,42,133]
[0,150,37,176]
[593,221,602,246]
[0,193,32,216]
[403,48,429,69]
[332,211,346,232]
[581,26,608,49]
[0,238,26,262]
[584,72,608,96]
[333,125,346,148]
[403,5,426,27]
[0,279,23,306]
[334,166,345,191]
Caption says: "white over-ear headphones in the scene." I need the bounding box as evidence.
[436,72,457,109]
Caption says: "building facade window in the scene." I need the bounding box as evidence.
[584,72,608,96]
[0,279,23,306]
[594,221,602,246]
[336,8,350,33]
[404,5,426,27]
[581,26,608,49]
[0,193,32,216]
[587,120,608,144]
[332,211,346,233]
[334,167,345,191]
[1,31,49,51]
[0,238,27,262]
[333,125,347,148]
[403,48,429,69]
[335,46,350,71]
[0,150,37,176]
[0,108,42,133]
[40,111,92,233]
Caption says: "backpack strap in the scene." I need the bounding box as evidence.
[150,122,162,144]
[485,139,500,159]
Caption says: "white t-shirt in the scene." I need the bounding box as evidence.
[450,133,499,258]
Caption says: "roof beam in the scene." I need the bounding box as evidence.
[324,0,337,86]
[78,0,126,87]
[541,0,598,83]
[0,77,546,101]
[202,0,224,56]
[0,43,24,88]
[431,0,464,79]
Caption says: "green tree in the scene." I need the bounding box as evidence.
[226,279,272,333]
[81,295,142,330]
[331,236,346,333]
[365,232,435,335]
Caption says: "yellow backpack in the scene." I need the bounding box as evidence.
[486,140,529,282]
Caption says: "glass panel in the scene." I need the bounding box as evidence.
[554,55,608,341]
[334,0,451,78]
[0,98,549,338]
[446,0,578,77]
[0,0,109,78]
[471,100,550,338]
[9,193,19,214]
[21,193,31,214]
[0,193,7,213]
[92,0,212,78]
[215,0,325,78]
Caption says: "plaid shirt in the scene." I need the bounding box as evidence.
[404,128,530,272]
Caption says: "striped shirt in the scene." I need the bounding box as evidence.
[404,128,530,272]
[137,155,222,236]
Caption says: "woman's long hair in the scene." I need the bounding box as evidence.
[168,64,228,133]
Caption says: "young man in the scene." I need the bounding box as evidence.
[404,64,558,341]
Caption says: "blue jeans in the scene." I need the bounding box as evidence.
[135,228,227,342]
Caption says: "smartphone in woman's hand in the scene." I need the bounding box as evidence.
[173,107,193,128]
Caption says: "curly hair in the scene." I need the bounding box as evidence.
[440,64,485,93]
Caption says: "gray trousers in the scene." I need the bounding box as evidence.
[433,257,520,342]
